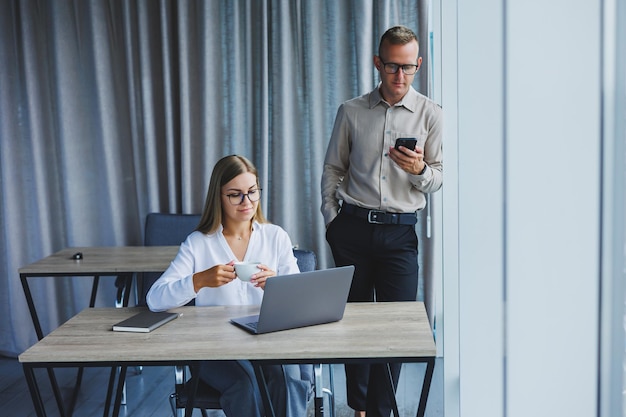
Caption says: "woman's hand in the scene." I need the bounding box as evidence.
[249,264,275,289]
[193,261,236,292]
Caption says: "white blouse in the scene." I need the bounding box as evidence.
[147,221,299,311]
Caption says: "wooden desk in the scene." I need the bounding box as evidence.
[20,302,436,417]
[19,246,179,417]
[19,246,178,339]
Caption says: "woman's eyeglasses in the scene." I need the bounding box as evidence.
[223,189,262,205]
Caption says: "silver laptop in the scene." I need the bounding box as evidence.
[230,265,355,334]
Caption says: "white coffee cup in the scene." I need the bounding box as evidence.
[234,261,261,282]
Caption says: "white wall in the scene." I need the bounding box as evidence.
[506,2,601,416]
[441,1,604,416]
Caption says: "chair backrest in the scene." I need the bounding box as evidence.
[139,213,201,306]
[144,213,202,247]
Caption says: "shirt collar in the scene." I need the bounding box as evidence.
[218,220,260,235]
[369,83,419,113]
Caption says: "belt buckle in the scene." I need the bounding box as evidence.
[367,210,386,224]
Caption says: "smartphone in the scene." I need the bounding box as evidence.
[394,137,417,151]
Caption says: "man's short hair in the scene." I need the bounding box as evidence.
[378,26,418,57]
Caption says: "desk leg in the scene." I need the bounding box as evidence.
[23,364,48,417]
[384,364,400,417]
[252,362,276,417]
[112,366,128,417]
[89,275,101,307]
[43,365,70,416]
[103,366,118,417]
[20,274,44,340]
[416,358,435,417]
[66,367,86,416]
[21,274,68,417]
[122,273,133,306]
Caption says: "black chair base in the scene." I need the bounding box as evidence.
[169,376,222,417]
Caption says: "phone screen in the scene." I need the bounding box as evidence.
[394,138,417,151]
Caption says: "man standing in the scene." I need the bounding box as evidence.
[321,26,443,417]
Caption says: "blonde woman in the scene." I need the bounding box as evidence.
[148,155,311,417]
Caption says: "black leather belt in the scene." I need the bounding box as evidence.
[340,203,417,225]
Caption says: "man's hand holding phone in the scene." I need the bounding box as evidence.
[390,137,426,175]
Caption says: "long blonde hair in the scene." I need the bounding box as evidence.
[196,155,267,234]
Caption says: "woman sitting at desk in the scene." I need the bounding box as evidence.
[147,155,311,417]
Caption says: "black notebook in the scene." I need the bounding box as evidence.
[112,311,180,333]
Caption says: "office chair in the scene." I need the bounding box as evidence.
[139,213,202,306]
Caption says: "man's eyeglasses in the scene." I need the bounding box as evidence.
[379,60,419,75]
[224,189,262,205]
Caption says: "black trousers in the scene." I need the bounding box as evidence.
[325,210,418,417]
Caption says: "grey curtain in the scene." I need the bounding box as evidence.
[0,0,430,357]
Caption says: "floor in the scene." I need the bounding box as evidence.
[1,356,443,417]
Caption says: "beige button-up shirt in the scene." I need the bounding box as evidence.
[321,85,443,226]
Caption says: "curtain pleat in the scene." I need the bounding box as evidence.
[0,0,430,356]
